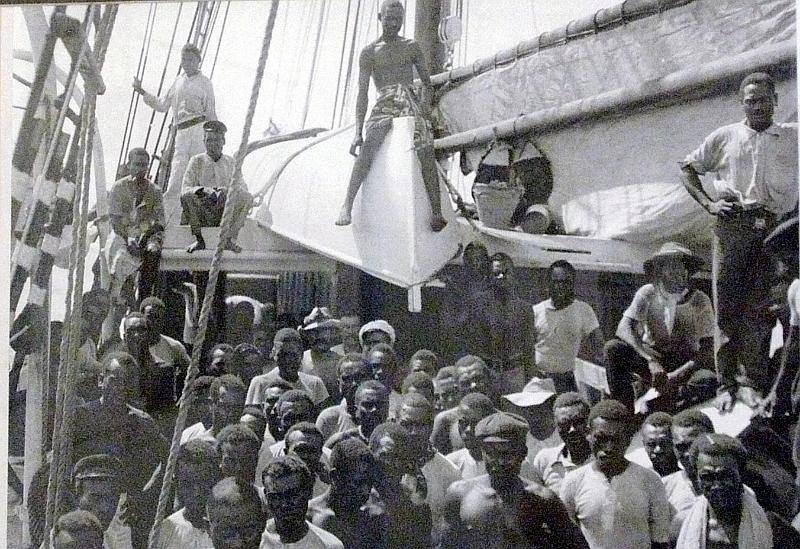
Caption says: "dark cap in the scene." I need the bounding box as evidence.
[73,454,122,483]
[203,120,227,134]
[475,411,529,443]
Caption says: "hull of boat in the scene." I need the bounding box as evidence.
[243,117,460,288]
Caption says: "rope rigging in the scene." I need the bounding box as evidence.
[147,3,282,545]
[331,0,353,128]
[208,1,231,80]
[301,0,330,129]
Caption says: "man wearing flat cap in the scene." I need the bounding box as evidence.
[440,411,587,549]
[300,307,342,401]
[180,120,254,253]
[133,43,217,223]
[604,242,715,413]
[71,454,132,549]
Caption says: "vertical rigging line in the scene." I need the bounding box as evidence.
[209,1,231,79]
[301,0,328,129]
[338,0,363,126]
[331,0,353,128]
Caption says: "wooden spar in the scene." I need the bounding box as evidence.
[433,40,796,154]
[50,11,106,95]
[414,0,448,75]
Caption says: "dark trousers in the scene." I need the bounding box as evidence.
[604,338,689,412]
[136,248,161,304]
[713,210,776,389]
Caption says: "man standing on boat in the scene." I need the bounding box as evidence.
[680,72,798,412]
[133,43,216,223]
[335,0,447,232]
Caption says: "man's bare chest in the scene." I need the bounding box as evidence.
[372,42,415,69]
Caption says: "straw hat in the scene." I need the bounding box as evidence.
[643,242,703,276]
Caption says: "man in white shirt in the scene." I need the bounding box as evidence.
[246,328,329,408]
[261,455,344,548]
[299,308,342,402]
[560,400,671,549]
[133,43,217,222]
[604,243,714,413]
[180,120,253,253]
[533,260,604,394]
[181,374,247,444]
[530,391,592,495]
[681,72,798,411]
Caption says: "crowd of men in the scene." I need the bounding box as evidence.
[13,0,800,545]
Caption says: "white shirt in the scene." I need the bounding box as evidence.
[533,299,600,374]
[182,152,236,189]
[180,422,215,445]
[155,508,214,549]
[143,72,216,125]
[246,368,329,406]
[420,452,462,530]
[259,520,343,549]
[560,461,670,549]
[684,121,798,216]
[445,448,486,480]
[315,400,356,443]
[530,442,587,495]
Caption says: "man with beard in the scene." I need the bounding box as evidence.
[533,260,604,394]
[663,410,715,540]
[444,393,495,479]
[182,374,247,444]
[465,253,536,396]
[316,354,370,441]
[300,308,342,402]
[560,400,670,549]
[530,392,592,495]
[309,437,387,549]
[207,477,265,549]
[605,243,714,413]
[324,380,390,448]
[72,353,168,548]
[676,434,772,548]
[396,393,461,546]
[642,412,680,478]
[681,73,798,411]
[441,411,586,549]
[432,356,492,454]
[335,0,446,232]
[155,439,220,548]
[369,422,432,549]
[246,328,329,408]
[261,455,344,548]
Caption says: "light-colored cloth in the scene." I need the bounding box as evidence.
[445,448,486,480]
[259,520,343,549]
[675,491,772,549]
[621,285,715,355]
[155,508,214,549]
[180,422,215,445]
[788,279,800,327]
[684,121,798,217]
[530,442,587,495]
[315,400,356,443]
[663,469,698,539]
[534,299,600,374]
[357,320,396,346]
[150,334,190,372]
[560,460,671,549]
[246,368,329,406]
[182,152,236,190]
[420,452,462,534]
[301,349,341,402]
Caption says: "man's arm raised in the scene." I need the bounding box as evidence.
[351,46,374,156]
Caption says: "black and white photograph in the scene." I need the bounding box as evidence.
[1,0,799,547]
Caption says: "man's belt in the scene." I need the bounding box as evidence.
[176,115,206,131]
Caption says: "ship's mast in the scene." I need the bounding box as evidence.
[414,0,449,74]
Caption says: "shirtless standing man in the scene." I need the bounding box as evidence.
[336,0,446,232]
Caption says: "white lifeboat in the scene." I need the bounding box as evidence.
[244,116,461,288]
